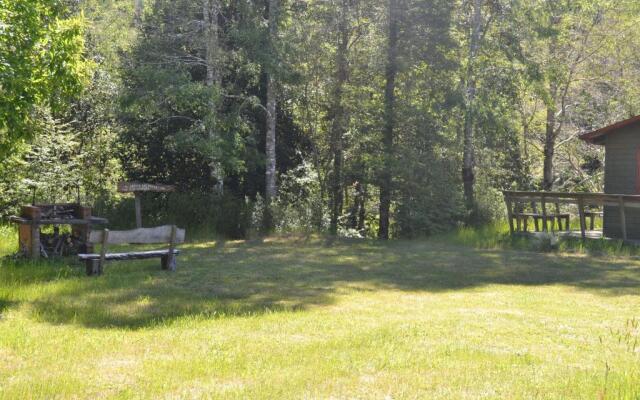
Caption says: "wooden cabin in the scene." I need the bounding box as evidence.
[580,115,640,239]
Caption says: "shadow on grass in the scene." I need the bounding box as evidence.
[0,299,14,315]
[3,237,640,329]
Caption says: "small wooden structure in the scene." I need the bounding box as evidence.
[504,191,640,241]
[580,115,640,239]
[9,204,108,259]
[117,182,175,228]
[78,225,186,276]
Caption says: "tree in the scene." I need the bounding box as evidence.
[461,0,483,218]
[328,0,351,235]
[134,0,143,27]
[378,0,399,240]
[508,0,613,191]
[203,0,224,192]
[0,0,89,157]
[264,0,280,230]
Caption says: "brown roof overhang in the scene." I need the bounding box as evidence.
[579,115,640,145]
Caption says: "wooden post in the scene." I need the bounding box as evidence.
[577,198,586,240]
[541,195,548,232]
[118,182,175,229]
[163,225,178,272]
[98,229,109,275]
[506,196,515,234]
[619,196,627,241]
[18,206,42,259]
[30,222,40,259]
[554,203,562,231]
[134,193,142,228]
[73,206,93,253]
[86,259,100,276]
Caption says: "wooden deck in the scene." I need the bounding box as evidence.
[503,191,640,241]
[515,230,640,246]
[515,230,604,240]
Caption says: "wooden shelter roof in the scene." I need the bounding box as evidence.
[579,115,640,145]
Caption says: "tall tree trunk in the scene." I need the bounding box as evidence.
[378,0,399,240]
[265,76,277,201]
[134,0,143,27]
[264,0,279,230]
[543,21,559,192]
[543,90,557,191]
[462,0,482,220]
[204,0,221,88]
[357,183,367,233]
[348,181,366,232]
[203,0,223,192]
[329,0,350,235]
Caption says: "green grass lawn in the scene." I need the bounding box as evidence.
[1,230,640,399]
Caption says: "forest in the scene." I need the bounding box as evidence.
[3,0,640,239]
[6,2,640,398]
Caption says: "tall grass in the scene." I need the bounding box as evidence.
[443,220,640,257]
[0,225,17,255]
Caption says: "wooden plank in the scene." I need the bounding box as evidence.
[554,203,562,230]
[79,249,180,261]
[502,191,640,203]
[21,206,41,220]
[501,196,640,209]
[118,182,175,193]
[18,223,31,255]
[619,196,627,241]
[76,206,92,219]
[502,190,624,199]
[134,193,142,228]
[99,229,109,275]
[541,195,548,232]
[30,223,40,259]
[9,217,108,226]
[165,225,177,271]
[636,147,640,193]
[88,225,186,245]
[577,198,586,239]
[86,259,100,276]
[505,197,515,234]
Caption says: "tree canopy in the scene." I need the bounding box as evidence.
[0,0,89,156]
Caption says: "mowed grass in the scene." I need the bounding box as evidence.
[1,230,640,399]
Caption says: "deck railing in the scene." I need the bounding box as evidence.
[502,191,640,240]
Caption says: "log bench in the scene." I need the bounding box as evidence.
[78,225,186,276]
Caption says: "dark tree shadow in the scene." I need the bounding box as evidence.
[0,299,14,315]
[7,237,640,329]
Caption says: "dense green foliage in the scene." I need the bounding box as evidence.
[2,0,640,237]
[0,0,88,155]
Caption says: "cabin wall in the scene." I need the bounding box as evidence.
[603,125,640,239]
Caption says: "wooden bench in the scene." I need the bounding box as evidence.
[512,202,570,232]
[78,225,186,276]
[584,210,603,230]
[513,213,569,232]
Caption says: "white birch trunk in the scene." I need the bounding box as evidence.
[265,0,279,202]
[462,0,482,216]
[203,0,223,192]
